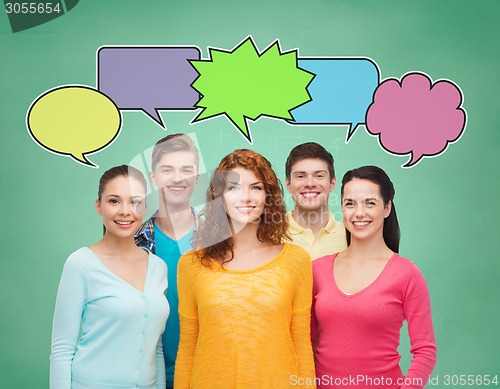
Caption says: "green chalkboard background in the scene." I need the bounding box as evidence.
[1,0,499,387]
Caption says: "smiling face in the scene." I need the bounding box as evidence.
[286,158,335,214]
[96,175,147,239]
[150,150,199,210]
[223,167,266,230]
[341,178,391,244]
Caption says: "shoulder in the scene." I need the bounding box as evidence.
[286,211,302,234]
[178,250,204,272]
[59,248,95,282]
[281,243,313,279]
[312,253,338,283]
[390,254,423,276]
[389,254,429,290]
[149,252,167,270]
[64,247,94,267]
[325,212,346,233]
[313,253,338,270]
[284,243,311,263]
[134,213,156,238]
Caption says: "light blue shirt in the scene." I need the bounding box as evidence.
[50,247,169,389]
[154,223,194,387]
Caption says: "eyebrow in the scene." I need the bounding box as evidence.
[159,164,195,169]
[105,194,144,199]
[227,181,263,186]
[342,197,380,202]
[293,170,328,175]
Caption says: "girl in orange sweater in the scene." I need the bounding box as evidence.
[174,149,316,389]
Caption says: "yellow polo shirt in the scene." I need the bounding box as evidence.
[286,210,347,260]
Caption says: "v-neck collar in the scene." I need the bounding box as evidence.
[331,252,397,298]
[85,247,151,294]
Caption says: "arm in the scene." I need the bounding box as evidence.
[173,255,199,389]
[291,254,316,389]
[156,265,168,389]
[49,252,87,389]
[155,338,166,389]
[401,264,437,389]
[310,277,318,353]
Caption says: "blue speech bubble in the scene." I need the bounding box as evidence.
[289,57,380,141]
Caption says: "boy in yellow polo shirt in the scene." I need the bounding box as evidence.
[285,142,347,259]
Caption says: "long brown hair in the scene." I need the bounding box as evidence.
[193,149,289,265]
[341,165,400,252]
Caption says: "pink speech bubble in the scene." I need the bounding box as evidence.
[366,72,466,167]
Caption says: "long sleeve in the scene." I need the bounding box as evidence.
[173,255,199,389]
[310,281,318,351]
[155,338,166,389]
[50,253,87,389]
[401,264,437,389]
[291,253,316,389]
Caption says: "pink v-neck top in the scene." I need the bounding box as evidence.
[50,247,169,389]
[311,253,436,389]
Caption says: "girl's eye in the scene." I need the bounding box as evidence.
[251,185,263,191]
[132,200,143,206]
[227,185,239,191]
[109,199,119,204]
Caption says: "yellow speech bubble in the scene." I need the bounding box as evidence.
[27,85,122,167]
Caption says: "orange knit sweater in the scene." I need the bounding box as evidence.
[174,243,316,389]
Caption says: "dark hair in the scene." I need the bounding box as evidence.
[193,149,289,265]
[98,165,147,200]
[151,133,199,172]
[97,165,147,234]
[341,165,400,252]
[285,142,335,180]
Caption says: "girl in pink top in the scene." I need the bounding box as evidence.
[311,166,436,389]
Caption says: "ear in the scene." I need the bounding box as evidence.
[285,178,291,193]
[329,177,336,192]
[384,200,392,218]
[95,199,102,215]
[149,171,157,187]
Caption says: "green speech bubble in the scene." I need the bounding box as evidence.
[190,36,315,143]
[27,85,122,168]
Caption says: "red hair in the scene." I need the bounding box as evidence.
[193,149,289,265]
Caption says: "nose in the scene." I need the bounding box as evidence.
[241,187,252,203]
[354,204,365,218]
[172,169,182,183]
[304,174,315,187]
[119,202,132,215]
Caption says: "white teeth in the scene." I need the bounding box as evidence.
[115,221,133,225]
[302,192,318,198]
[353,221,370,227]
[237,207,254,211]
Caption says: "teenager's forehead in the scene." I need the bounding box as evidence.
[291,157,330,172]
[156,150,197,167]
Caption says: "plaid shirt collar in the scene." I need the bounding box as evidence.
[134,207,199,254]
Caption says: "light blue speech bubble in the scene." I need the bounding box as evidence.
[289,57,380,141]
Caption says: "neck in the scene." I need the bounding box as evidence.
[344,236,392,261]
[293,207,330,235]
[156,204,194,239]
[231,222,262,251]
[96,233,138,256]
